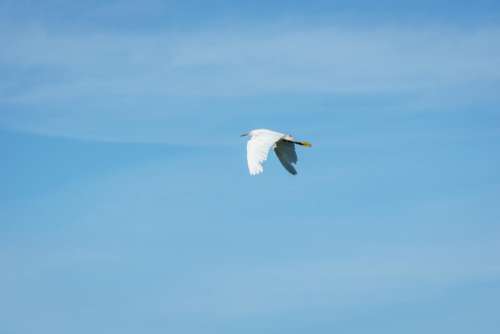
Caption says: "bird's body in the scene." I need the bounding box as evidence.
[241,129,312,175]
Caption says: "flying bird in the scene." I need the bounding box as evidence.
[241,129,312,175]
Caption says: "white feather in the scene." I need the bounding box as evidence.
[243,128,311,176]
[246,129,285,175]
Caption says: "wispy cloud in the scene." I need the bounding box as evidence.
[2,23,500,100]
[166,244,500,318]
[1,22,499,141]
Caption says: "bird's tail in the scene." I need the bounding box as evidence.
[297,141,312,147]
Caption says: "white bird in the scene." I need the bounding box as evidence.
[241,129,312,175]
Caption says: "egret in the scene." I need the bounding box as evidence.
[241,129,312,175]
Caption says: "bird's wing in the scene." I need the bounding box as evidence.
[247,132,284,175]
[274,140,298,175]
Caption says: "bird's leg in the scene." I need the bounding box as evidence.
[285,139,312,147]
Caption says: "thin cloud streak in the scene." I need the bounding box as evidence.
[168,245,500,318]
[1,24,500,101]
[1,22,499,142]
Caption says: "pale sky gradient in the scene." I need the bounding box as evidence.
[1,1,500,333]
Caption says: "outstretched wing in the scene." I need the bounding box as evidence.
[274,140,298,175]
[247,132,284,175]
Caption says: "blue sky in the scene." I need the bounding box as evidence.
[1,1,500,333]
